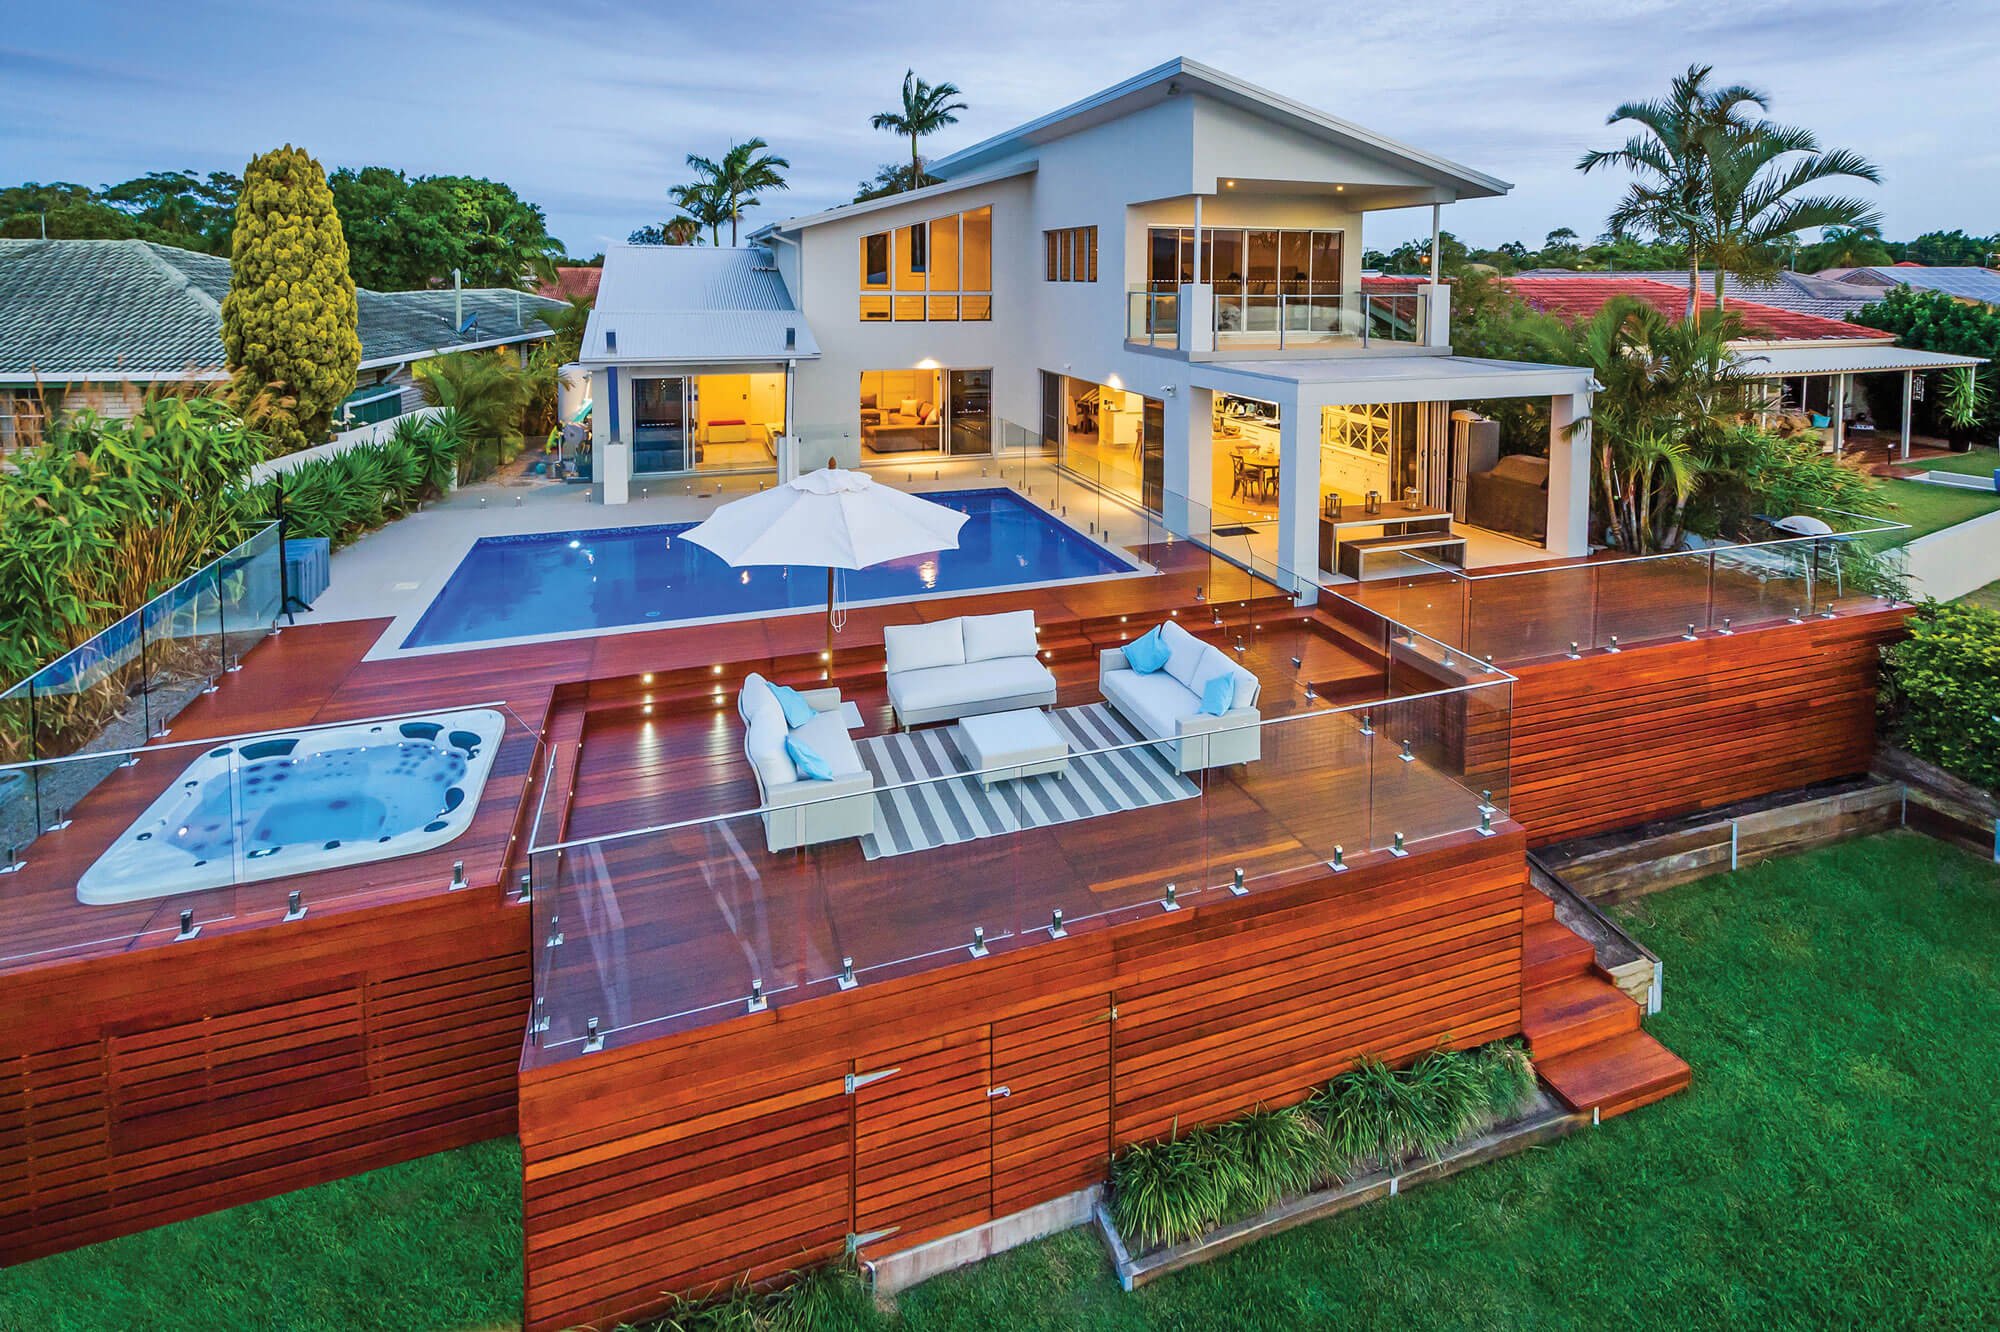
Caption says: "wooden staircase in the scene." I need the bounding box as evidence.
[1520,887,1690,1120]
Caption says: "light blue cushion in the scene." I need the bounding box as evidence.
[1199,672,1235,717]
[1126,625,1171,674]
[767,681,816,728]
[785,734,834,781]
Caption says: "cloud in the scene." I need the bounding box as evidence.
[4,0,1995,252]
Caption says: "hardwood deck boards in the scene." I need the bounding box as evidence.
[527,619,1482,1064]
[0,563,1292,977]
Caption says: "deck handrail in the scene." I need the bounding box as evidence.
[523,669,1515,858]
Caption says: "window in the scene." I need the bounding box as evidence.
[1147,226,1343,294]
[1043,226,1096,282]
[859,205,992,322]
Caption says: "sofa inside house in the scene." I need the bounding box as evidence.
[1100,620,1262,773]
[1465,454,1549,544]
[882,610,1060,728]
[861,392,943,454]
[738,673,877,851]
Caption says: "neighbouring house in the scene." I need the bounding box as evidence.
[1819,263,2000,309]
[0,238,563,451]
[534,264,603,304]
[1514,267,1886,322]
[581,57,1603,570]
[1506,274,1985,458]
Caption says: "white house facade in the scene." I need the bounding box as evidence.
[580,58,1600,583]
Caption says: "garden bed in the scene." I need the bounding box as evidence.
[1096,1088,1585,1290]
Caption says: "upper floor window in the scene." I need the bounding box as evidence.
[859,205,992,322]
[1044,227,1097,282]
[1146,225,1343,296]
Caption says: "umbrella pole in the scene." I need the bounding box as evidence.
[825,567,835,680]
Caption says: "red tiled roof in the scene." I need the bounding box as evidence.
[1505,276,1890,342]
[1892,260,1926,268]
[1360,274,1428,292]
[535,266,601,303]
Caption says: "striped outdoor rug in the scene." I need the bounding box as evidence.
[854,703,1199,860]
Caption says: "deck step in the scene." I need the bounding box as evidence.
[1521,975,1640,1060]
[1536,1028,1691,1119]
[1523,919,1596,987]
[1520,887,1556,925]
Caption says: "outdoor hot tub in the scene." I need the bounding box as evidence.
[76,708,508,905]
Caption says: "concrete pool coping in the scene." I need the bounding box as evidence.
[298,471,1161,662]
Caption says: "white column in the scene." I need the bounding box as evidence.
[1832,375,1848,456]
[1162,385,1213,537]
[1545,391,1592,557]
[1183,194,1212,353]
[1274,389,1318,599]
[595,367,630,505]
[1900,369,1914,461]
[1429,204,1442,283]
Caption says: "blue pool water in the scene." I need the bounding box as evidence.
[401,487,1137,649]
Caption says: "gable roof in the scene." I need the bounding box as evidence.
[929,57,1510,198]
[1819,265,2000,305]
[0,238,559,381]
[1505,276,1890,343]
[580,244,818,363]
[1512,268,1880,322]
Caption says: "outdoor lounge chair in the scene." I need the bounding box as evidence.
[738,673,877,853]
[1099,620,1262,773]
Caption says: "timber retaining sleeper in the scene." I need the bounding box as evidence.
[1096,1087,1587,1290]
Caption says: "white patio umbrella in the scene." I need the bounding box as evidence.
[679,466,968,668]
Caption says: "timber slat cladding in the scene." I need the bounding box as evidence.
[0,888,528,1264]
[1507,610,1904,845]
[517,830,1527,1332]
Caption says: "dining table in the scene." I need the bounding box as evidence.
[1234,446,1282,501]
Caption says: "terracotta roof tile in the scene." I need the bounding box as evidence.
[1505,275,1890,342]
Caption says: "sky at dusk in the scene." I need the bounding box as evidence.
[4,0,1996,258]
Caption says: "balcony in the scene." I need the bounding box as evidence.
[1128,283,1437,358]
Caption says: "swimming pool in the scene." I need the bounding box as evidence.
[76,709,507,905]
[400,487,1138,650]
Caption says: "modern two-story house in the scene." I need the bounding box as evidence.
[581,58,1600,588]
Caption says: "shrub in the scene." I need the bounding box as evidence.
[1883,600,2000,791]
[1111,1040,1541,1253]
[222,145,360,453]
[258,413,462,548]
[635,1258,873,1332]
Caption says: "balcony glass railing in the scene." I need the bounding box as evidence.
[1213,290,1425,349]
[0,701,544,969]
[525,665,1512,1061]
[1322,510,1909,666]
[0,522,285,774]
[1127,288,1181,348]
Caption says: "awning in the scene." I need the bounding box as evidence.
[1730,344,1986,378]
[1190,354,1596,404]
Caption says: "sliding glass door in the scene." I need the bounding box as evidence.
[632,376,688,474]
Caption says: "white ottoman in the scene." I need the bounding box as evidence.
[956,708,1070,788]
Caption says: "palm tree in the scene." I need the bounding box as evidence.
[668,180,731,247]
[683,139,790,246]
[1701,123,1880,308]
[1578,64,1768,319]
[871,71,967,193]
[1571,296,1751,551]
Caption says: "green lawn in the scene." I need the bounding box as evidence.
[0,1138,522,1332]
[1888,444,2000,479]
[5,832,1999,1331]
[1863,473,2000,549]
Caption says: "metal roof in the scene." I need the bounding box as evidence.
[1729,344,1986,378]
[0,238,557,381]
[1513,269,1881,321]
[929,58,1511,198]
[1823,266,2000,305]
[581,245,818,364]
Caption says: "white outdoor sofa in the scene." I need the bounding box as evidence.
[738,673,877,852]
[882,609,1059,728]
[1100,620,1263,773]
